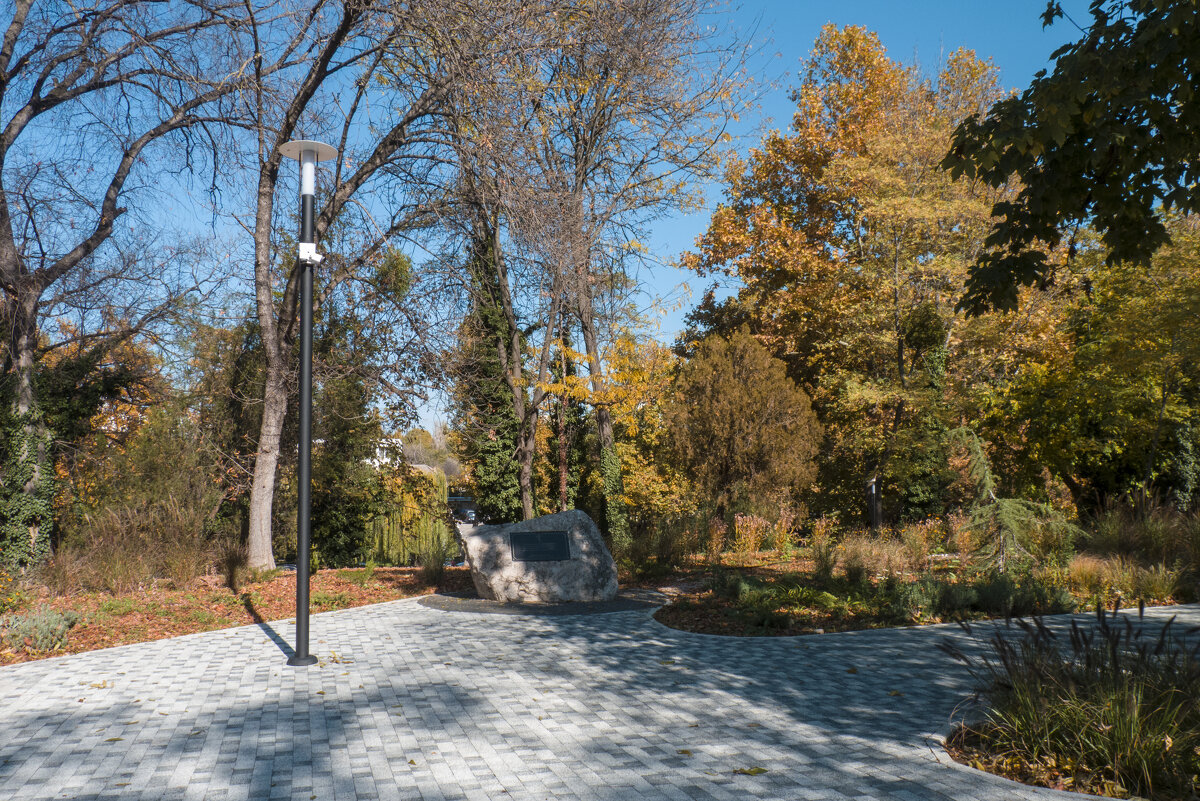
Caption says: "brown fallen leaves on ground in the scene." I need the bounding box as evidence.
[0,567,473,665]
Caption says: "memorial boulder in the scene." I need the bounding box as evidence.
[459,510,618,603]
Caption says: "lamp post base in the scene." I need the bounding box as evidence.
[287,654,318,667]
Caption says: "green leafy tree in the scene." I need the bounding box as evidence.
[943,0,1200,312]
[986,220,1200,511]
[306,292,397,568]
[184,315,271,523]
[664,328,821,519]
[310,372,385,568]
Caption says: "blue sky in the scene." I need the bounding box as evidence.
[640,0,1094,341]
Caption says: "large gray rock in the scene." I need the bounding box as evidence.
[459,510,618,603]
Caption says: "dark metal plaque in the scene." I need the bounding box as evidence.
[509,530,571,562]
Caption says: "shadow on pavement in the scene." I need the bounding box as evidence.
[243,594,295,659]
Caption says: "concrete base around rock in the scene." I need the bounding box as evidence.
[459,510,618,603]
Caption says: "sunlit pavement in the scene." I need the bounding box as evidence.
[4,595,1192,801]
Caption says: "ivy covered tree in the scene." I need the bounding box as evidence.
[451,252,523,524]
[1,326,163,568]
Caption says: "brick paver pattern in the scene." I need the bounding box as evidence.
[4,597,1193,801]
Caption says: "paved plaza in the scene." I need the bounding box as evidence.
[3,594,1194,801]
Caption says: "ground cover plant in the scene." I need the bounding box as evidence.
[650,508,1196,638]
[654,561,1078,636]
[940,605,1200,800]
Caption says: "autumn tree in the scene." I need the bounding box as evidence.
[682,26,1008,523]
[984,218,1200,511]
[540,329,589,515]
[664,328,821,519]
[596,330,693,529]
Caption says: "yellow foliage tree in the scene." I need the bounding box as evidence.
[681,25,1029,521]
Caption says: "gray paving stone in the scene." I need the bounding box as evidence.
[2,597,1193,800]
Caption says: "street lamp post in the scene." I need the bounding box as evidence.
[280,139,337,667]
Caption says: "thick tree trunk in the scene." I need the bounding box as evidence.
[515,419,537,520]
[578,302,628,551]
[893,247,906,388]
[865,475,882,531]
[247,364,288,570]
[245,144,289,569]
[6,293,52,566]
[12,297,36,418]
[866,399,905,530]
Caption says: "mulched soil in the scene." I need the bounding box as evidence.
[943,725,1125,798]
[1,567,473,666]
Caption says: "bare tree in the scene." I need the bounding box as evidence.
[0,0,252,566]
[235,0,543,568]
[446,0,748,541]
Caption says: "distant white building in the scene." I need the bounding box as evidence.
[368,437,405,469]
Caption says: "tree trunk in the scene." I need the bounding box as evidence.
[4,292,52,567]
[865,475,882,531]
[578,302,628,552]
[556,397,569,511]
[245,145,289,569]
[866,399,905,530]
[1142,332,1177,503]
[555,332,575,512]
[516,419,537,520]
[247,363,288,570]
[893,246,906,388]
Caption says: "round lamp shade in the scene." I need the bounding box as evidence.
[279,140,338,162]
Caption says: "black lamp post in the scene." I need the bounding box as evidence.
[280,139,337,667]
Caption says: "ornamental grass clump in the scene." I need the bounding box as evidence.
[808,517,838,580]
[941,604,1200,800]
[732,514,769,561]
